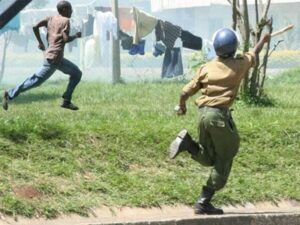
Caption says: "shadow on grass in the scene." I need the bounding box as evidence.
[9,92,61,105]
[37,124,68,140]
[1,123,68,143]
[2,130,28,144]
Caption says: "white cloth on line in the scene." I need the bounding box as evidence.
[93,11,118,59]
[202,39,216,61]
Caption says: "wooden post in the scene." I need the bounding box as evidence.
[111,0,121,84]
[232,0,237,30]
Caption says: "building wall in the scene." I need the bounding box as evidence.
[151,0,300,12]
[153,2,300,49]
[269,3,300,49]
[153,5,232,40]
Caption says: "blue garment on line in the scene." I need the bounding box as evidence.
[161,47,183,78]
[129,39,146,55]
[153,42,166,57]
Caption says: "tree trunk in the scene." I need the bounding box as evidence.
[232,0,237,30]
[255,0,259,25]
[229,0,272,99]
[249,0,271,97]
[242,0,250,93]
[0,32,12,84]
[259,21,273,96]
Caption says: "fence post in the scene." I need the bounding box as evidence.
[111,0,121,84]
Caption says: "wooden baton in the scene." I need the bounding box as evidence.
[271,24,294,37]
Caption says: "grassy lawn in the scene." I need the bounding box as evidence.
[0,69,299,218]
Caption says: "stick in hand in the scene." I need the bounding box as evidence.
[271,24,294,37]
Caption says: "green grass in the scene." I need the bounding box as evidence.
[0,71,299,218]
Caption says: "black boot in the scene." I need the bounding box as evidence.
[169,129,199,159]
[61,100,79,111]
[194,186,224,215]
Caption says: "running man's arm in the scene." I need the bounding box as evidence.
[32,19,48,51]
[62,31,81,43]
[62,20,81,43]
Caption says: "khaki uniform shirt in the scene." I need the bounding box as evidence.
[45,15,70,63]
[182,52,255,108]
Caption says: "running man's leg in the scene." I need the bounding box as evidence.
[7,60,57,100]
[58,58,82,102]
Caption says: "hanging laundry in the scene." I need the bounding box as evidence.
[93,11,118,65]
[129,39,146,55]
[93,11,118,40]
[82,14,94,37]
[152,42,166,57]
[84,37,96,69]
[202,39,216,60]
[155,20,182,50]
[68,18,81,52]
[131,6,158,44]
[161,47,183,78]
[181,30,202,50]
[119,30,133,50]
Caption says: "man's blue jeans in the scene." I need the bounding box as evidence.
[8,58,82,102]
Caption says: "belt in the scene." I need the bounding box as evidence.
[199,106,231,116]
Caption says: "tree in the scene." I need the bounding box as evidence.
[0,31,12,84]
[228,0,272,98]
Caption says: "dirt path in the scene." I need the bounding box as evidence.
[1,200,300,225]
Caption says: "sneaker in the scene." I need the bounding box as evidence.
[169,129,189,159]
[61,101,79,111]
[2,91,9,110]
[194,202,224,215]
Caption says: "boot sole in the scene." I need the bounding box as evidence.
[194,209,224,215]
[60,105,79,111]
[169,129,188,159]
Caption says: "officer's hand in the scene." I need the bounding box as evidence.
[38,43,45,51]
[179,104,187,115]
[263,33,271,43]
[175,104,187,116]
[76,32,82,38]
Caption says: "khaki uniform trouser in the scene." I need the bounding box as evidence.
[191,106,240,191]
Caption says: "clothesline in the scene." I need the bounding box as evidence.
[79,5,213,78]
[120,6,206,78]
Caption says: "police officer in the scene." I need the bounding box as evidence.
[169,28,271,215]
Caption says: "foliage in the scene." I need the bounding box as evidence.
[237,91,275,107]
[230,0,272,98]
[188,51,208,71]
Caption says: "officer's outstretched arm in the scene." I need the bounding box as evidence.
[253,33,271,55]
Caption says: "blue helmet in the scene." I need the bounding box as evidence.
[213,28,238,58]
